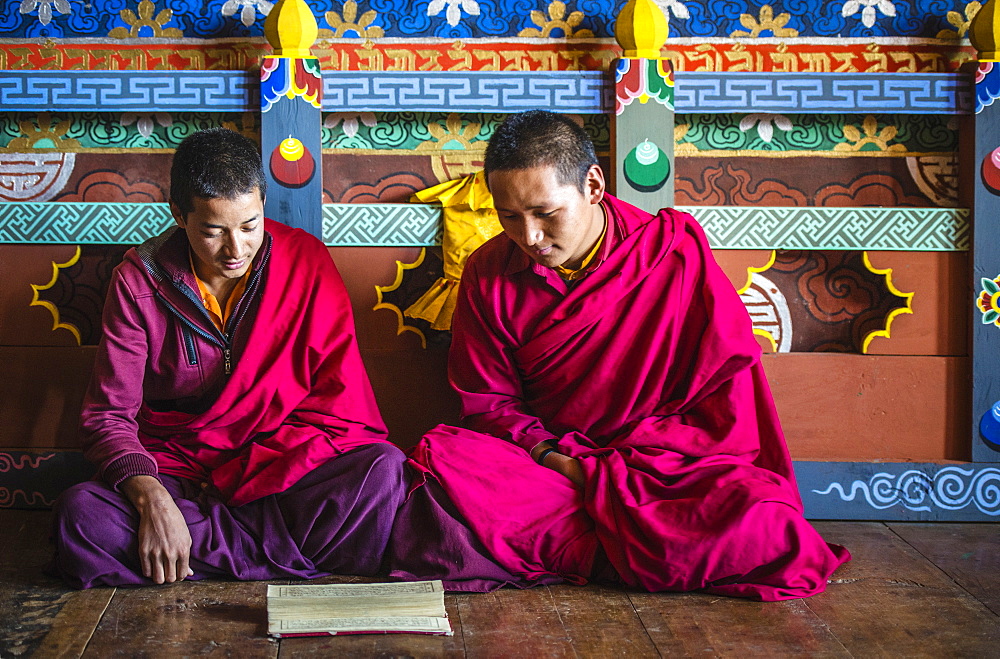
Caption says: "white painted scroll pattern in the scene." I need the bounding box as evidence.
[812,466,1000,515]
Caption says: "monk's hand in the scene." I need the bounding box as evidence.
[121,475,194,585]
[531,442,585,486]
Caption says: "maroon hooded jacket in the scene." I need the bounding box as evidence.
[80,219,389,506]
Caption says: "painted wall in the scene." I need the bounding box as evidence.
[2,0,996,518]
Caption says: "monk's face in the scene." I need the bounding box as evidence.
[171,188,265,290]
[489,164,605,270]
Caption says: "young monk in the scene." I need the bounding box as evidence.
[390,110,850,600]
[51,128,406,588]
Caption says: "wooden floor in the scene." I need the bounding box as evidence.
[2,511,998,658]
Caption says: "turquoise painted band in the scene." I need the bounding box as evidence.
[0,202,969,251]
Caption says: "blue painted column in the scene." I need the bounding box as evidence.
[971,4,1000,462]
[259,0,324,240]
[610,57,675,213]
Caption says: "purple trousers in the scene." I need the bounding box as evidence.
[50,444,407,589]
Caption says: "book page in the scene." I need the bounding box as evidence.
[268,580,444,598]
[269,616,453,636]
[267,580,453,637]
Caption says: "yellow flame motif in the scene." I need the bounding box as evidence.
[860,252,914,354]
[30,246,83,346]
[279,136,305,161]
[374,249,429,349]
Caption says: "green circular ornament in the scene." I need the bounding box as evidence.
[623,140,670,193]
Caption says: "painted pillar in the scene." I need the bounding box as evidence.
[609,0,674,214]
[260,0,324,240]
[970,2,1000,461]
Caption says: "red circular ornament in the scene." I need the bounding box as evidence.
[982,146,1000,195]
[270,137,315,188]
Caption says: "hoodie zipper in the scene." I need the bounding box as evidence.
[160,245,270,377]
[180,325,199,366]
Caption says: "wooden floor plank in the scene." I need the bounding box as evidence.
[82,580,278,658]
[5,508,998,658]
[549,584,659,658]
[35,587,115,659]
[451,586,578,658]
[0,511,112,659]
[0,567,68,657]
[0,565,112,659]
[805,522,1000,657]
[888,522,1000,616]
[628,590,850,657]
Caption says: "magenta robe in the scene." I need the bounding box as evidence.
[132,220,391,506]
[394,194,849,600]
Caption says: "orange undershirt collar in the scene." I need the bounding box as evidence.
[189,251,249,333]
[555,209,608,281]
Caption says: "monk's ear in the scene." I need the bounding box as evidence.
[170,203,186,228]
[585,164,605,204]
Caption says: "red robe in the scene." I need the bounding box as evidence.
[399,194,849,600]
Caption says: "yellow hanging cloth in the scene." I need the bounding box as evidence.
[404,171,502,330]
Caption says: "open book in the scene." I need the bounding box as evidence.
[267,580,453,637]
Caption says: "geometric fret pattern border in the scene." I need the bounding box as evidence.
[1,70,972,114]
[2,450,997,520]
[0,202,173,244]
[0,203,969,251]
[677,72,971,115]
[322,204,443,247]
[322,70,609,114]
[0,70,257,112]
[692,206,970,251]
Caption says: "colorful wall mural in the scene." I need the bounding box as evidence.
[2,0,997,518]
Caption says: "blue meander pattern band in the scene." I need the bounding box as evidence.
[0,71,972,114]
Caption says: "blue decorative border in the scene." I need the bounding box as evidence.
[797,461,1000,521]
[0,202,969,251]
[322,70,609,113]
[0,70,257,112]
[0,70,971,114]
[676,72,971,115]
[0,202,173,243]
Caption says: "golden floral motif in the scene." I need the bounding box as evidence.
[108,0,183,38]
[417,113,483,152]
[936,1,980,39]
[730,5,799,38]
[320,1,384,38]
[834,115,907,153]
[518,0,594,38]
[416,114,486,181]
[2,114,81,152]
